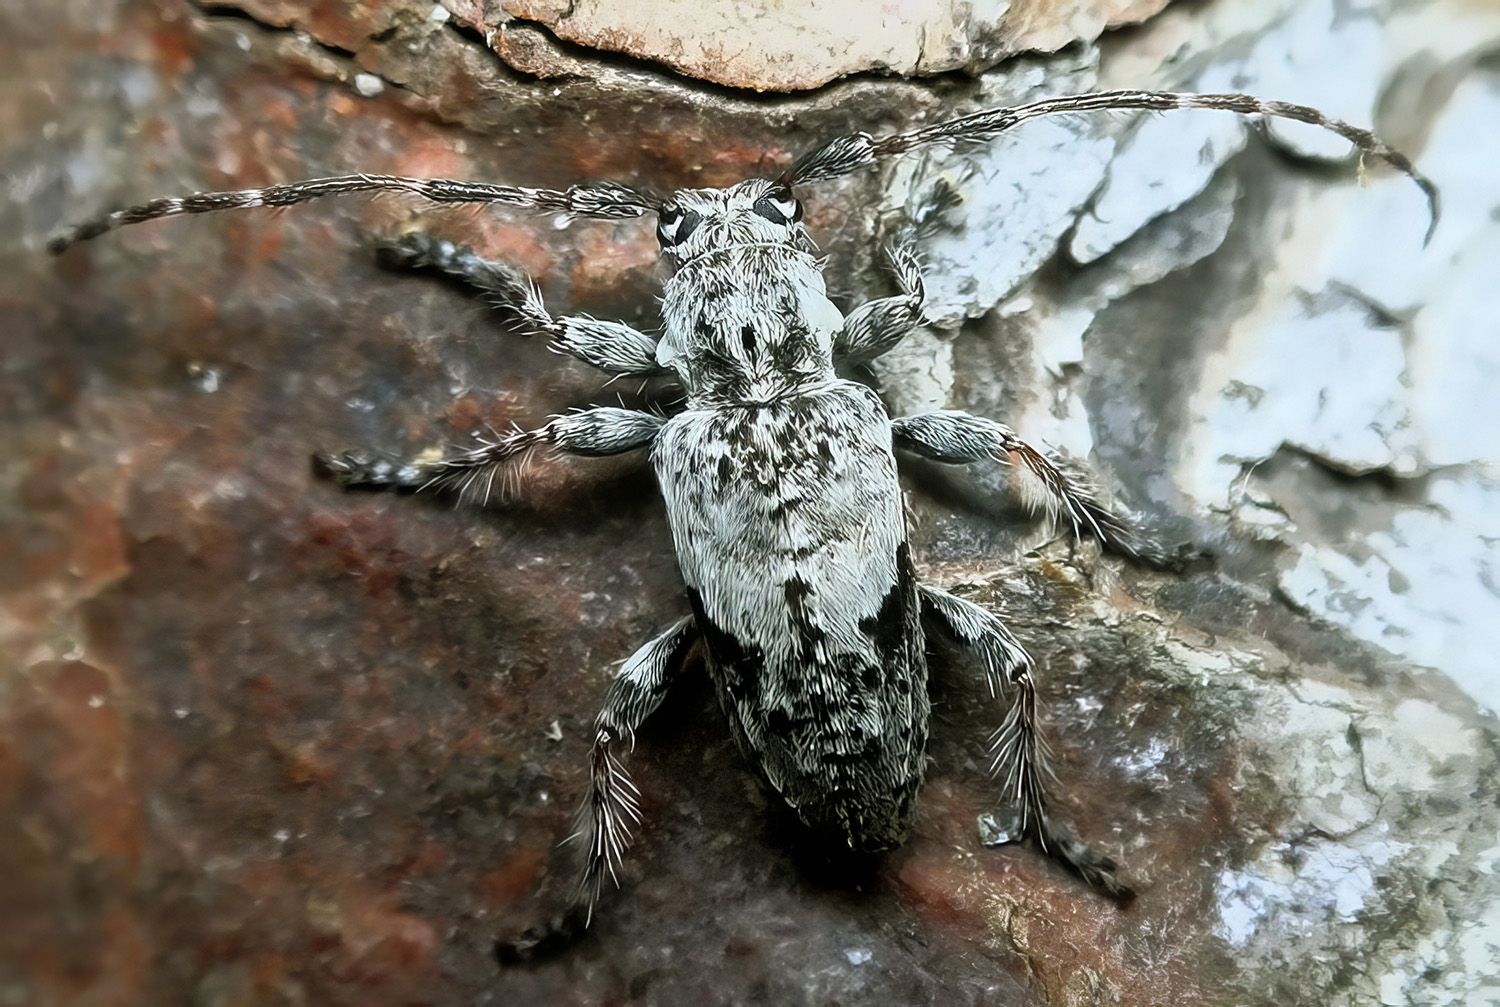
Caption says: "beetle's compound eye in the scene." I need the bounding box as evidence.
[752,185,802,225]
[656,205,703,248]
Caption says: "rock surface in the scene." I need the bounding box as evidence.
[449,0,1173,91]
[3,0,1499,1005]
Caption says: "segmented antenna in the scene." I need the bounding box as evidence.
[789,89,1439,243]
[49,89,1438,252]
[47,174,658,253]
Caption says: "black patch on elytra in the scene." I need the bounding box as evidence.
[783,575,828,657]
[767,491,809,524]
[740,322,757,357]
[817,731,885,767]
[857,541,916,663]
[688,586,764,711]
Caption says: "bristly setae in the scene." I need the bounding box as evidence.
[51,88,1435,956]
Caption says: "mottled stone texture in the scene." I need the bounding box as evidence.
[440,0,1171,91]
[4,0,1499,1005]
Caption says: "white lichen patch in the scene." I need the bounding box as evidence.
[1180,293,1418,507]
[1215,657,1498,1005]
[1217,828,1407,948]
[1247,0,1384,161]
[911,117,1115,328]
[1069,111,1245,264]
[1360,699,1481,786]
[1279,473,1500,709]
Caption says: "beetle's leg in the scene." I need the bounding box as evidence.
[379,232,665,377]
[892,411,1137,556]
[918,584,1131,898]
[575,616,698,914]
[497,617,697,964]
[318,406,664,505]
[834,244,925,364]
[376,231,529,298]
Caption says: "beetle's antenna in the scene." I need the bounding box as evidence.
[789,89,1439,244]
[47,174,660,253]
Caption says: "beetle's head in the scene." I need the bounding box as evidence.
[655,178,814,264]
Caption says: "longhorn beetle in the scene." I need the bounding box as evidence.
[51,88,1436,951]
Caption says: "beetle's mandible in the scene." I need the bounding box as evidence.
[50,87,1436,955]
